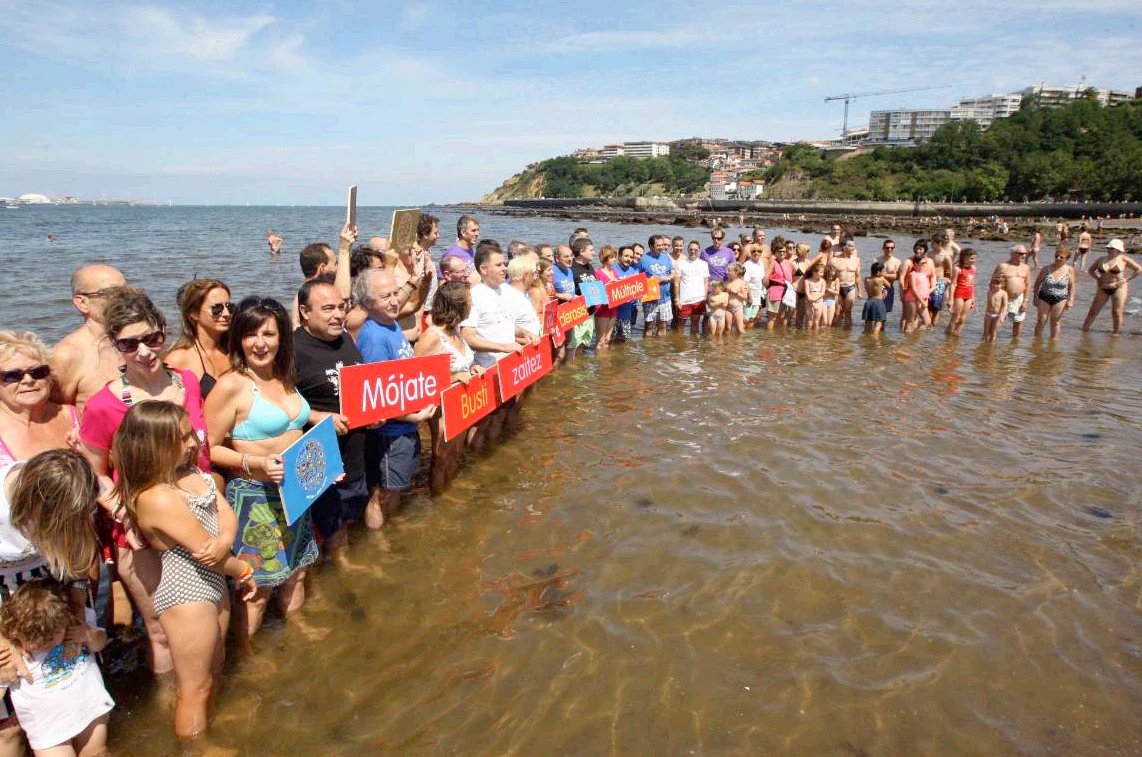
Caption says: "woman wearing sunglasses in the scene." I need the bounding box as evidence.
[78,289,216,682]
[0,331,79,469]
[165,279,233,399]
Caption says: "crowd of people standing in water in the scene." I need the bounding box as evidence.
[0,211,1136,755]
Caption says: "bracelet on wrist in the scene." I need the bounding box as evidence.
[240,453,251,477]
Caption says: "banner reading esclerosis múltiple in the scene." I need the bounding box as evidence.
[496,338,555,402]
[439,364,500,442]
[556,296,589,331]
[339,353,450,428]
[605,272,649,307]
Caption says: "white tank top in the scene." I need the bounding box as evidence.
[436,328,474,373]
[0,463,48,576]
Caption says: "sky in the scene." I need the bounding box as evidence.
[2,0,1140,205]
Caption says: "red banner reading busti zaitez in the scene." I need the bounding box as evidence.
[604,273,649,307]
[339,353,450,428]
[496,339,554,402]
[439,365,500,442]
[556,296,589,331]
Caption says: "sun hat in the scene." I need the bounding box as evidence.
[1106,239,1125,253]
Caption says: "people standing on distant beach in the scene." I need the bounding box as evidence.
[1082,239,1141,335]
[289,222,355,329]
[52,264,127,413]
[946,249,978,337]
[1032,248,1077,339]
[877,239,901,315]
[992,245,1032,338]
[265,229,283,256]
[1029,229,1043,268]
[165,279,232,399]
[1076,225,1093,270]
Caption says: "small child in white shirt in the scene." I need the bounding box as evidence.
[0,579,113,757]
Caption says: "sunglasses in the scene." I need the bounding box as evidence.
[78,287,118,299]
[113,330,166,354]
[0,365,51,385]
[209,302,236,317]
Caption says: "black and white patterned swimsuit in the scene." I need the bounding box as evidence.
[152,473,227,617]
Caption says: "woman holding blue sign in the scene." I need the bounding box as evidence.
[203,298,320,643]
[112,400,256,748]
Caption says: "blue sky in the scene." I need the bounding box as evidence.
[2,0,1139,205]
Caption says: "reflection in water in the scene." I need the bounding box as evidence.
[109,325,1142,757]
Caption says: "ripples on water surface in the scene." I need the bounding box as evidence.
[3,207,1142,755]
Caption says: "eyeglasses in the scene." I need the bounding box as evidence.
[0,365,51,385]
[209,302,235,318]
[113,330,166,354]
[77,287,118,299]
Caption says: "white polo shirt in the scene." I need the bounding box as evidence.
[462,282,516,368]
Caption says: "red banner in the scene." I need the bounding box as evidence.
[605,273,649,307]
[439,365,499,442]
[496,339,554,402]
[555,296,589,331]
[339,353,450,428]
[541,299,558,336]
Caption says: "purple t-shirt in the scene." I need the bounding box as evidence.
[702,245,735,282]
[440,242,475,278]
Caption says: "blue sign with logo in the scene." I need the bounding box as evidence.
[579,280,608,307]
[278,416,344,526]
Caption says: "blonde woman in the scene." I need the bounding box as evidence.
[0,331,78,468]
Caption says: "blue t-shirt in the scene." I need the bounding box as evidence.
[702,245,735,282]
[616,263,639,318]
[553,264,577,298]
[356,317,416,437]
[639,253,674,302]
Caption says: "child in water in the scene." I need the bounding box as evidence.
[863,279,888,334]
[981,273,1009,343]
[724,263,752,335]
[804,264,827,329]
[946,248,977,337]
[707,281,729,337]
[822,266,840,327]
[0,579,114,757]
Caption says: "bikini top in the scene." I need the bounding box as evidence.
[231,378,310,441]
[0,406,80,468]
[193,341,218,399]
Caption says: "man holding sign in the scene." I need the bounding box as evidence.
[293,277,368,566]
[352,269,437,528]
[640,235,675,336]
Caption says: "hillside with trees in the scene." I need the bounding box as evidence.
[765,97,1142,202]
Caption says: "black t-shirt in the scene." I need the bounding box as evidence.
[293,328,367,481]
[572,261,598,313]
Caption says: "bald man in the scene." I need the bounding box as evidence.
[52,264,127,412]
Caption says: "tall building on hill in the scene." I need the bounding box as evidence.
[950,93,1023,129]
[622,141,670,159]
[867,109,951,144]
[602,144,624,160]
[1022,83,1133,108]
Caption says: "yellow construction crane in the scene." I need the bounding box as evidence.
[824,85,953,135]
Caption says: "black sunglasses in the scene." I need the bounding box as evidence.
[113,330,166,354]
[209,302,236,317]
[78,287,118,299]
[0,365,51,385]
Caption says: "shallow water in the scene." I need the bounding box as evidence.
[3,206,1142,756]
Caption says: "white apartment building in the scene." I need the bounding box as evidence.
[1022,83,1134,108]
[950,93,1023,129]
[867,109,951,144]
[601,144,624,160]
[621,141,671,159]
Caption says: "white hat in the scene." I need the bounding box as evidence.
[1106,239,1125,253]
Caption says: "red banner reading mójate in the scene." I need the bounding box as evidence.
[339,354,450,428]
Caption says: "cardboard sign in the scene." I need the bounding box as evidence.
[440,365,500,442]
[579,280,608,307]
[605,273,649,307]
[640,276,661,303]
[496,340,554,402]
[390,209,420,254]
[339,353,450,428]
[278,417,345,526]
[556,296,589,331]
[346,185,358,227]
